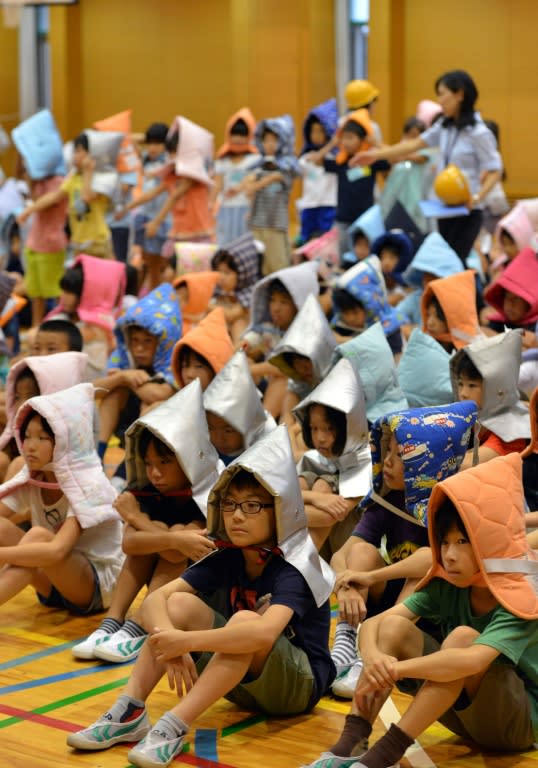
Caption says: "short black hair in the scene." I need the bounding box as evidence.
[379,243,401,260]
[433,497,468,548]
[15,367,39,392]
[60,263,84,298]
[230,118,249,137]
[145,122,169,144]
[73,132,89,151]
[124,264,140,297]
[19,409,54,442]
[268,278,293,302]
[428,295,446,323]
[226,468,268,495]
[332,288,364,313]
[179,346,214,373]
[212,250,238,272]
[403,116,426,134]
[341,120,368,140]
[499,227,515,244]
[38,319,83,352]
[351,230,369,246]
[302,403,347,457]
[281,351,309,368]
[165,130,179,154]
[454,351,482,381]
[138,428,176,462]
[261,127,278,140]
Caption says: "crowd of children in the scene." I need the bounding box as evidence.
[0,69,537,768]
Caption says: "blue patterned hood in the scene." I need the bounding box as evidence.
[362,401,478,525]
[301,98,338,153]
[253,114,299,174]
[335,256,404,336]
[109,283,182,385]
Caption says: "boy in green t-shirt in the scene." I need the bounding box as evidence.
[305,453,538,767]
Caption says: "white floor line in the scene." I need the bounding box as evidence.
[379,696,437,768]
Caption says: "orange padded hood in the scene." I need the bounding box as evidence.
[172,307,233,387]
[173,271,219,335]
[422,270,482,350]
[216,107,258,158]
[417,453,538,620]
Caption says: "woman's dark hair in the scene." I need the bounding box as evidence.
[230,118,249,137]
[19,409,54,442]
[332,288,364,313]
[59,263,84,298]
[341,120,368,140]
[435,70,478,128]
[165,130,179,154]
[302,403,347,456]
[212,250,238,272]
[38,319,83,352]
[433,497,468,547]
[139,428,176,461]
[179,345,213,372]
[268,278,293,301]
[403,116,426,134]
[145,122,169,144]
[454,351,482,381]
[73,132,89,151]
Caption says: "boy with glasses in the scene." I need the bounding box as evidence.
[67,426,335,768]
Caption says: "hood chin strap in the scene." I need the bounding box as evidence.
[213,538,283,565]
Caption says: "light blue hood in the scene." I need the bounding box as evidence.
[404,232,463,289]
[398,329,453,407]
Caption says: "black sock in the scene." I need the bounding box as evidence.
[360,723,414,768]
[99,618,122,635]
[121,619,146,638]
[329,714,372,757]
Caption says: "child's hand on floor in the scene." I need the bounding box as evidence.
[174,528,216,561]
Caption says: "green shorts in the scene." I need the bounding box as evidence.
[195,611,314,715]
[24,248,66,298]
[396,632,535,751]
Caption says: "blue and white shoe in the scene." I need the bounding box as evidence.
[67,708,151,751]
[332,658,363,699]
[93,627,147,663]
[127,727,186,767]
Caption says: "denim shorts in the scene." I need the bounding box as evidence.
[37,562,104,616]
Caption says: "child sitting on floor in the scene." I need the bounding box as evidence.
[72,380,219,663]
[171,307,234,391]
[67,426,335,768]
[422,269,482,354]
[173,271,219,336]
[0,384,123,614]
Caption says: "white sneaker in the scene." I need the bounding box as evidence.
[127,727,185,767]
[93,628,147,663]
[332,659,363,699]
[72,628,111,660]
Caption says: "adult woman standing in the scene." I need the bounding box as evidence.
[356,70,503,264]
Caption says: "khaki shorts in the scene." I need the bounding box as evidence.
[195,611,314,715]
[251,227,290,276]
[397,632,535,751]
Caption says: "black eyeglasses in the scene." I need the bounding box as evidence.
[220,499,274,516]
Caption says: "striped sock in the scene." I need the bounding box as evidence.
[99,618,122,635]
[331,621,358,669]
[121,619,147,638]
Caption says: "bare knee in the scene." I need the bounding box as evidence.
[441,625,480,649]
[22,526,54,543]
[374,614,422,657]
[312,478,332,493]
[226,610,261,626]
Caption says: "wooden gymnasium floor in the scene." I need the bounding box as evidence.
[0,445,536,767]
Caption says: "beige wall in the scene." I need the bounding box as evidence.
[0,20,19,176]
[369,0,538,197]
[49,0,336,154]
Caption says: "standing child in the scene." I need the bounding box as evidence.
[312,453,538,767]
[73,381,219,662]
[12,109,68,326]
[247,114,299,275]
[0,384,123,614]
[212,107,259,245]
[297,98,338,243]
[210,231,261,342]
[67,426,336,768]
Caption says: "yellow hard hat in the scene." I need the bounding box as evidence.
[344,79,380,110]
[433,164,471,205]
